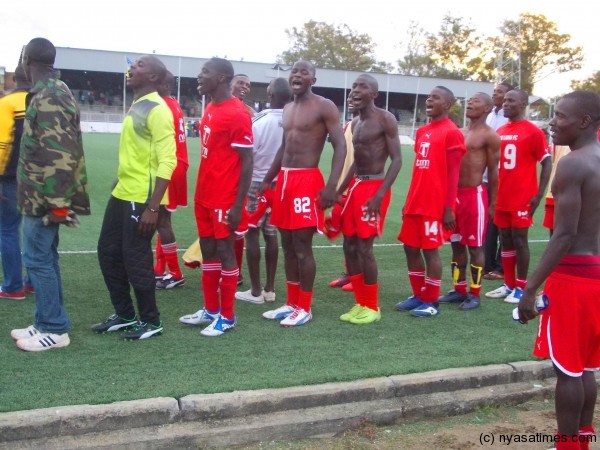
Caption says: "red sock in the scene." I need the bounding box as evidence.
[501,249,516,289]
[162,242,182,279]
[350,273,365,306]
[579,425,595,450]
[219,268,238,320]
[286,281,300,307]
[515,277,527,290]
[423,277,441,303]
[297,289,313,311]
[235,237,244,274]
[455,280,467,295]
[362,283,379,311]
[408,270,425,298]
[556,434,581,450]
[201,261,221,313]
[154,235,166,275]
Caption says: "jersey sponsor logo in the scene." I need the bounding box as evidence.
[517,210,529,217]
[500,134,519,141]
[416,159,430,169]
[418,142,430,158]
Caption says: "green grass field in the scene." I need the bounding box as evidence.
[0,133,550,413]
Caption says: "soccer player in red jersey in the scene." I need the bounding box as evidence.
[485,89,551,304]
[260,60,346,327]
[518,91,600,450]
[438,92,500,311]
[179,58,253,337]
[396,86,466,317]
[336,74,402,324]
[154,71,189,289]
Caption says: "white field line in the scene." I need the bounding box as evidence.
[59,239,550,255]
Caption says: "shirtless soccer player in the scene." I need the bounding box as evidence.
[260,60,346,326]
[518,91,600,450]
[395,86,466,318]
[438,92,499,310]
[337,74,402,324]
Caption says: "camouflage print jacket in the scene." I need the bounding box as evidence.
[18,74,90,217]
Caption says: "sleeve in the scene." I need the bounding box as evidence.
[533,128,551,162]
[0,97,15,175]
[230,109,253,149]
[149,104,177,181]
[35,93,83,209]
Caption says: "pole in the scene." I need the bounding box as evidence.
[411,78,420,137]
[177,56,182,103]
[385,73,390,111]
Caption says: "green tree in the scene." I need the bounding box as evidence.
[570,71,600,95]
[498,13,583,94]
[397,22,438,77]
[278,21,389,72]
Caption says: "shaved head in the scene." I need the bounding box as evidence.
[24,37,56,66]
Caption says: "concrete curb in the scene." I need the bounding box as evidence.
[0,361,558,449]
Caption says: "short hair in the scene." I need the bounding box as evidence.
[269,77,292,105]
[510,89,529,104]
[561,91,600,123]
[24,37,56,65]
[294,60,316,76]
[233,74,249,79]
[475,92,493,107]
[498,81,515,92]
[14,63,27,83]
[435,85,456,105]
[357,74,378,91]
[208,57,234,82]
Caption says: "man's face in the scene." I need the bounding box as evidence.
[492,84,510,108]
[549,97,580,146]
[466,93,491,120]
[288,61,315,96]
[126,56,155,91]
[197,61,221,96]
[231,76,251,100]
[350,76,377,111]
[502,91,526,120]
[425,87,450,120]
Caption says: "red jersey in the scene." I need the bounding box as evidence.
[496,120,550,211]
[163,96,189,169]
[403,117,466,218]
[195,97,253,208]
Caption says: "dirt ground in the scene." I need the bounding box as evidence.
[235,398,599,449]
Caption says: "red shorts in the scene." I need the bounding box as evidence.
[542,203,554,230]
[270,168,325,232]
[166,162,188,211]
[341,177,391,239]
[493,208,534,229]
[534,270,600,376]
[195,201,249,240]
[449,185,487,247]
[398,214,445,249]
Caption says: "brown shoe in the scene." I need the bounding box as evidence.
[483,271,504,280]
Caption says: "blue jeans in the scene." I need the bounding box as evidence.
[22,216,71,334]
[0,179,24,293]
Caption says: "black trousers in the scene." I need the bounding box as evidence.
[483,183,502,273]
[97,196,159,323]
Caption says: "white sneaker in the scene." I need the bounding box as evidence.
[504,287,523,304]
[280,307,312,327]
[485,284,512,299]
[200,315,236,337]
[16,332,70,352]
[179,308,219,326]
[11,325,40,341]
[262,290,276,303]
[235,289,265,304]
[262,304,295,320]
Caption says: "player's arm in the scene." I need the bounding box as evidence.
[227,145,253,231]
[443,131,466,230]
[486,130,501,220]
[519,156,582,323]
[528,155,552,217]
[319,99,347,209]
[336,161,356,197]
[365,113,402,215]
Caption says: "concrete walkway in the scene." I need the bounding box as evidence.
[0,361,558,449]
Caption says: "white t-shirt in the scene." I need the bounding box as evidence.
[251,108,284,182]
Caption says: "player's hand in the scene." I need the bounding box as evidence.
[317,185,337,210]
[257,181,269,196]
[527,195,542,217]
[488,203,496,222]
[226,205,242,232]
[442,207,456,231]
[139,208,159,237]
[517,290,538,324]
[365,194,383,217]
[45,211,70,224]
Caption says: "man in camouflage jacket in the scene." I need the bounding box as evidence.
[11,37,90,352]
